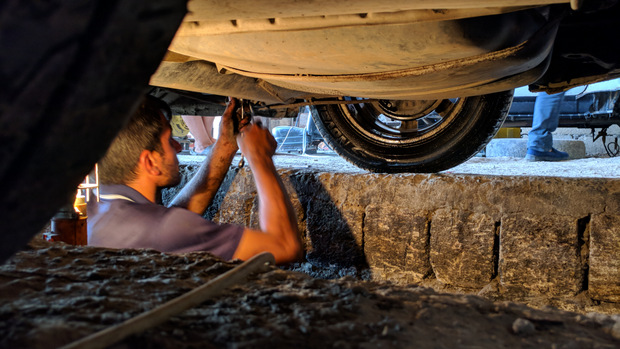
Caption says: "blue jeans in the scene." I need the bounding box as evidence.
[527,91,565,152]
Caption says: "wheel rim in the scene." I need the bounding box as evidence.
[338,97,466,145]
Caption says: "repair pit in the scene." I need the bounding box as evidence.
[1,156,619,347]
[163,154,620,315]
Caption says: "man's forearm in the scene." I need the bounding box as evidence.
[169,141,236,214]
[249,156,300,258]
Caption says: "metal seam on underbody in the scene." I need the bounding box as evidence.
[218,40,529,83]
[182,0,570,22]
[256,79,289,103]
[176,6,538,36]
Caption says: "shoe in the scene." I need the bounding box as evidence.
[525,147,569,161]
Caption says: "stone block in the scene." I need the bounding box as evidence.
[210,169,257,227]
[217,193,256,227]
[429,209,496,289]
[589,214,620,302]
[499,215,583,296]
[364,205,431,283]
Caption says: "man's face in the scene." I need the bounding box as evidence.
[156,125,183,188]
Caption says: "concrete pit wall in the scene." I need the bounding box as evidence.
[164,162,620,315]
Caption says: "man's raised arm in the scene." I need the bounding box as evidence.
[232,121,302,264]
[169,99,239,214]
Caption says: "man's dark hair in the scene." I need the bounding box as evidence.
[99,95,172,185]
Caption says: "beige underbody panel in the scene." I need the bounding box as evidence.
[151,36,550,102]
[169,22,511,76]
[221,40,540,97]
[150,1,568,101]
[168,6,550,75]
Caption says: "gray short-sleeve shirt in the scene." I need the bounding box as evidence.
[87,185,244,260]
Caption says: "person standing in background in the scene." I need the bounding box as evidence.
[182,115,217,155]
[525,91,569,161]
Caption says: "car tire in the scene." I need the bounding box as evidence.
[310,91,514,173]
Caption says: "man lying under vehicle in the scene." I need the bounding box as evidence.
[87,95,302,265]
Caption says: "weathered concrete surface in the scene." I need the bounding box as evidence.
[365,205,431,283]
[590,214,620,303]
[2,240,619,348]
[166,157,620,314]
[499,215,584,296]
[430,209,496,289]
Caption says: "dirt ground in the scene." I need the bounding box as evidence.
[444,155,620,178]
[1,239,618,348]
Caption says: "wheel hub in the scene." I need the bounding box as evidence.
[375,99,442,121]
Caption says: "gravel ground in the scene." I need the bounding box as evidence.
[1,240,619,348]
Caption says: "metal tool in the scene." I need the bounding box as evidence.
[234,98,253,134]
[235,99,253,168]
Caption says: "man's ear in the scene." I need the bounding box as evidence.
[138,150,161,176]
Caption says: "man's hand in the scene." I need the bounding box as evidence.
[216,98,240,153]
[237,120,277,161]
